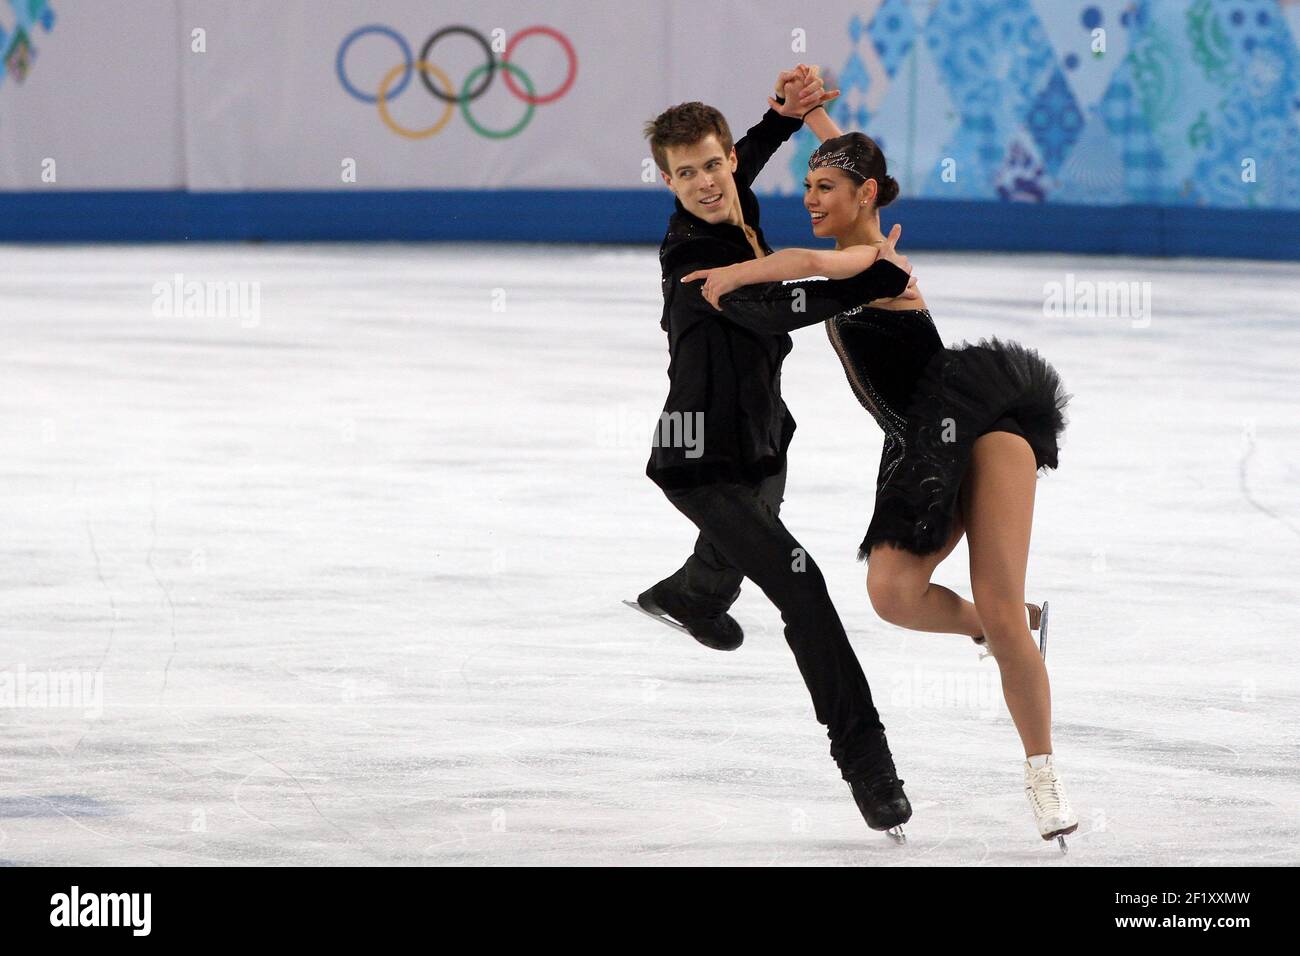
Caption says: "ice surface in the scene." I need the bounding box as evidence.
[0,242,1297,865]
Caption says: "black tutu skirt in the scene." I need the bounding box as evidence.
[857,335,1070,560]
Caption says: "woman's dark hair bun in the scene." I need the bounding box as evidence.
[811,132,899,208]
[876,174,899,208]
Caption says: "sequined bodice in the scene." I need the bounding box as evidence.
[827,308,943,430]
[826,307,945,487]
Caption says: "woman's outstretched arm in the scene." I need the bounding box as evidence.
[767,65,843,142]
[802,103,843,143]
[681,244,884,310]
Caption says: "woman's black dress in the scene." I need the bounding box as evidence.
[826,307,1070,561]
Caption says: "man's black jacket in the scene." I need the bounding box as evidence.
[647,108,911,490]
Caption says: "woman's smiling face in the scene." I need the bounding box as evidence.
[803,167,875,239]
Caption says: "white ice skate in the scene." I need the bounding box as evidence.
[975,601,1048,660]
[1024,754,1078,852]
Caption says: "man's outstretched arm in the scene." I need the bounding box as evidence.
[782,65,843,143]
[733,109,802,189]
[713,259,912,335]
[733,67,832,186]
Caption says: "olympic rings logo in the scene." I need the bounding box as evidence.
[335,24,577,140]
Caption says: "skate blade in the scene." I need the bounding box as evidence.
[885,825,907,845]
[1040,600,1050,660]
[622,599,689,634]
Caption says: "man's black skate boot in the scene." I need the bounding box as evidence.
[636,582,743,651]
[847,732,912,839]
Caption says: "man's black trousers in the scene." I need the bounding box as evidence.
[657,467,885,779]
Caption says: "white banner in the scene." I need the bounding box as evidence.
[6,1,1296,210]
[0,0,183,188]
[0,0,838,192]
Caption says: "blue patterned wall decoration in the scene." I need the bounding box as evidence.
[783,0,1300,210]
[0,0,56,92]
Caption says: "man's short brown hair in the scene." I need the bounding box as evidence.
[643,102,734,176]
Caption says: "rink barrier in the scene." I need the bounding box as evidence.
[1,191,1297,259]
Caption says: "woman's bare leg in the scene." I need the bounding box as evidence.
[866,516,983,639]
[963,431,1051,756]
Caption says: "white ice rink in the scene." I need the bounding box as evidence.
[1,242,1297,866]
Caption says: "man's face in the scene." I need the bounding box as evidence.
[661,135,739,224]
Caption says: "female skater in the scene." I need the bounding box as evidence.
[682,74,1078,847]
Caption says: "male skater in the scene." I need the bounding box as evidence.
[635,71,916,835]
